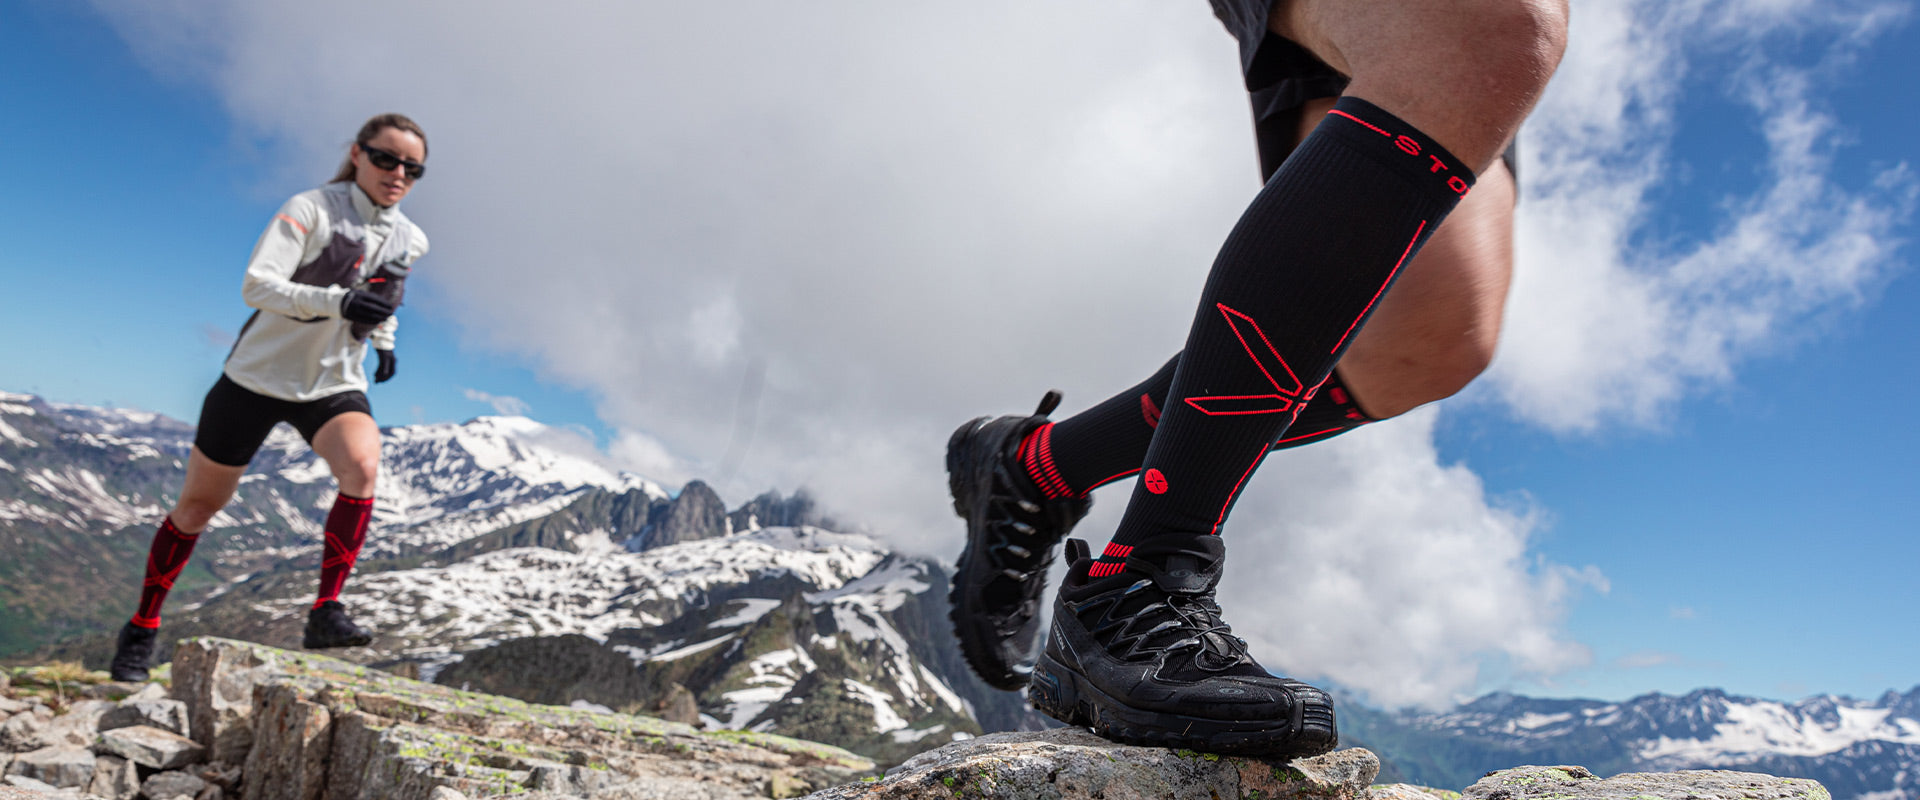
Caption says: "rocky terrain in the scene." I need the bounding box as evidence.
[1,640,1833,800]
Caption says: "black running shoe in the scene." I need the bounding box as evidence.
[110,622,158,682]
[304,601,373,649]
[1028,536,1338,758]
[947,391,1093,690]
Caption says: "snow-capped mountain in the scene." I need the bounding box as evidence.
[0,390,664,555]
[1344,687,1920,800]
[1,391,1033,764]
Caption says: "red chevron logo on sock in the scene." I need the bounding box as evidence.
[1184,303,1306,416]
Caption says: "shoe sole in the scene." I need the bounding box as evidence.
[303,635,372,649]
[945,416,1031,691]
[1029,652,1338,758]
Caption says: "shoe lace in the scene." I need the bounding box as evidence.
[1089,579,1250,668]
[978,464,1056,609]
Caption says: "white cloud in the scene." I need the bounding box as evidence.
[86,0,1911,707]
[1490,0,1914,432]
[461,388,530,417]
[1213,412,1606,709]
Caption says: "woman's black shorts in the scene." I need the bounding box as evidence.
[1207,0,1519,184]
[193,374,372,466]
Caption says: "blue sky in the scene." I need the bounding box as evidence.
[2,0,1915,709]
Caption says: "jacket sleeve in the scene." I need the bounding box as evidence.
[370,224,429,351]
[240,194,345,319]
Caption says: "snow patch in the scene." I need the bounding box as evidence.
[1638,700,1920,763]
[843,679,909,734]
[636,634,737,663]
[708,598,782,629]
[891,724,947,744]
[0,417,37,447]
[1512,712,1573,731]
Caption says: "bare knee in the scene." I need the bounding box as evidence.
[1344,333,1497,419]
[170,494,229,532]
[334,457,379,498]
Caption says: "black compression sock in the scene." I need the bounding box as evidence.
[1093,96,1472,570]
[1022,356,1372,498]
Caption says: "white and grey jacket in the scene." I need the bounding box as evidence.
[224,182,430,402]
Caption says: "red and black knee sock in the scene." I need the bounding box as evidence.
[1089,96,1473,575]
[315,493,374,607]
[1019,355,1374,500]
[132,516,201,629]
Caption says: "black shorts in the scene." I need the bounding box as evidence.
[193,374,372,466]
[1208,0,1520,184]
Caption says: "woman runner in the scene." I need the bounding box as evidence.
[110,113,432,681]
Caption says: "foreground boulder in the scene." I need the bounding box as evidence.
[167,637,875,799]
[1462,765,1831,800]
[802,732,1837,800]
[806,729,1380,799]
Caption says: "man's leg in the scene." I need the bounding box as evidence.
[1030,0,1566,756]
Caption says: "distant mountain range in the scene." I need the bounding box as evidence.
[2,390,1916,796]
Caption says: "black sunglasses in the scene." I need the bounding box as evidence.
[360,144,426,180]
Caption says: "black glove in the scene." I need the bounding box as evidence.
[374,349,397,383]
[341,289,396,325]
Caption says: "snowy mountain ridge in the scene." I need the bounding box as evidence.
[0,390,666,556]
[1351,686,1920,799]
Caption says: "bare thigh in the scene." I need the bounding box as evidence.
[1269,0,1567,171]
[171,447,248,531]
[309,412,382,498]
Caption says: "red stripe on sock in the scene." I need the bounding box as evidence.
[1331,220,1425,354]
[316,493,374,604]
[1021,424,1077,500]
[133,516,202,629]
[1210,443,1274,536]
[1327,108,1392,139]
[1085,468,1142,492]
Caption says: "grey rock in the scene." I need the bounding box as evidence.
[139,770,208,800]
[651,682,701,727]
[1461,766,1830,800]
[39,702,111,748]
[2,746,95,789]
[95,725,204,770]
[425,789,468,800]
[0,698,28,716]
[126,684,167,704]
[527,761,621,795]
[99,700,190,738]
[804,729,1379,800]
[1,774,61,792]
[86,754,139,800]
[171,639,274,765]
[645,480,729,549]
[239,683,329,800]
[0,709,50,752]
